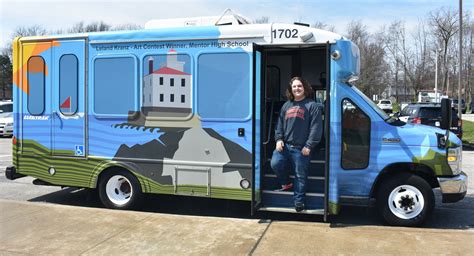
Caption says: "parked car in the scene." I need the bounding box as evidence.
[452,99,466,114]
[376,99,392,113]
[399,103,462,138]
[0,101,13,137]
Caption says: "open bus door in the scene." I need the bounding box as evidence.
[252,43,330,217]
[252,43,264,214]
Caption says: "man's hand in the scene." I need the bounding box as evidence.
[276,140,284,152]
[301,147,311,156]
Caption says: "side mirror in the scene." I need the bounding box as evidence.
[441,98,452,130]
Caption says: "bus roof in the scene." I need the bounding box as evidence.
[18,24,344,45]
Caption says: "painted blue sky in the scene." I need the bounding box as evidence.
[0,0,472,48]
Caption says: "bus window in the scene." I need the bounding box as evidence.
[59,54,78,115]
[94,57,136,116]
[27,56,45,115]
[341,99,370,169]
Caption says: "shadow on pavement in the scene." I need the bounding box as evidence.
[26,186,473,230]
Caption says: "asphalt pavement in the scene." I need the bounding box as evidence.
[0,137,473,255]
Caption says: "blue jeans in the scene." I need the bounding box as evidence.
[270,144,310,205]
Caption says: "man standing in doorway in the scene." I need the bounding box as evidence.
[270,76,323,212]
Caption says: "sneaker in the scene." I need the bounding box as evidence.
[274,183,293,192]
[295,203,305,212]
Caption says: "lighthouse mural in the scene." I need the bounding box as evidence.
[143,50,192,116]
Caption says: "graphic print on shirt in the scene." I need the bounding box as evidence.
[285,106,305,120]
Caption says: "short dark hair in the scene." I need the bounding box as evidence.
[285,77,313,101]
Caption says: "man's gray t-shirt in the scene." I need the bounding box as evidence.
[274,98,323,149]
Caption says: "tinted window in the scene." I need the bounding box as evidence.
[198,53,250,119]
[419,108,441,119]
[400,106,412,116]
[27,56,45,115]
[380,100,391,104]
[94,57,136,116]
[401,106,418,116]
[0,103,13,113]
[59,54,78,115]
[342,99,370,169]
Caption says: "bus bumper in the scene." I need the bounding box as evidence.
[5,166,25,180]
[437,172,468,203]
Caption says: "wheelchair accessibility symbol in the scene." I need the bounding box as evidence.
[75,145,84,156]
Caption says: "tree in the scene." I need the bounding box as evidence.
[112,23,142,31]
[429,7,459,95]
[255,16,269,24]
[68,21,111,33]
[312,21,336,32]
[0,25,48,99]
[0,54,13,100]
[4,25,47,60]
[345,20,389,98]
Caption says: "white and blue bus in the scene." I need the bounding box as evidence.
[6,14,467,226]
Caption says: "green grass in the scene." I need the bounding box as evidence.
[462,120,474,145]
[392,103,400,113]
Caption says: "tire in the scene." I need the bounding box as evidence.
[376,173,434,227]
[98,169,143,210]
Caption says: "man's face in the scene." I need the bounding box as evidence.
[291,80,305,100]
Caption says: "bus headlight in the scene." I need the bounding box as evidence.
[447,147,462,175]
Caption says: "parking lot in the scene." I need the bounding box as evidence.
[0,136,473,254]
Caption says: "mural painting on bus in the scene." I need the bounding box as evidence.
[112,49,252,189]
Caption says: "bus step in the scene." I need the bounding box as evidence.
[261,190,324,209]
[258,206,324,215]
[262,174,324,194]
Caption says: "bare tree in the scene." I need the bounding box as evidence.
[13,25,47,37]
[111,23,142,31]
[312,21,336,32]
[3,25,48,60]
[346,20,388,98]
[69,21,111,33]
[429,7,459,95]
[410,20,431,97]
[254,16,269,24]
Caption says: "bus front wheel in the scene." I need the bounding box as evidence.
[98,169,143,210]
[376,173,434,227]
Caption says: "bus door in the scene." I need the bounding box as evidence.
[51,39,86,157]
[20,41,53,155]
[252,44,263,213]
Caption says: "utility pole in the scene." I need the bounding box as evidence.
[458,0,463,118]
[435,49,439,102]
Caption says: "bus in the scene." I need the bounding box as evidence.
[5,13,467,226]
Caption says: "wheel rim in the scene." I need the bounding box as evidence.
[105,175,133,206]
[388,185,424,220]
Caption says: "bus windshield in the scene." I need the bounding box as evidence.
[352,86,390,121]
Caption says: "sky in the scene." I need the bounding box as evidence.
[0,0,472,49]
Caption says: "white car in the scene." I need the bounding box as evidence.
[377,100,392,113]
[0,101,13,137]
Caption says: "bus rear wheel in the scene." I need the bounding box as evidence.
[98,169,143,210]
[376,173,434,227]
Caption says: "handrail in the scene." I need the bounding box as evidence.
[263,99,275,145]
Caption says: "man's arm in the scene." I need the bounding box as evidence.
[305,104,323,149]
[274,103,287,142]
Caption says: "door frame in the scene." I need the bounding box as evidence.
[51,38,88,158]
[252,43,331,217]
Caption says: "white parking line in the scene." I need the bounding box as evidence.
[0,155,11,158]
